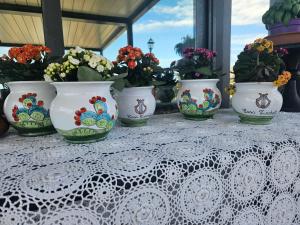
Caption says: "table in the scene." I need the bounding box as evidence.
[0,110,300,225]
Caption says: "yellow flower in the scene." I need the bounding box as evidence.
[254,38,264,44]
[273,71,292,87]
[225,84,236,96]
[262,40,270,48]
[273,80,281,87]
[256,45,265,52]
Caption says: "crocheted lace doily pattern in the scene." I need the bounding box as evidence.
[1,110,300,225]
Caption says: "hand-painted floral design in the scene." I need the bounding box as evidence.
[11,93,51,128]
[179,89,220,114]
[73,96,115,131]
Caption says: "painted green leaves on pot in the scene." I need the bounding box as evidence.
[68,95,115,138]
[11,93,52,128]
[179,89,221,115]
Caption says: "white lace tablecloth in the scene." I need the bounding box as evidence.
[1,109,300,225]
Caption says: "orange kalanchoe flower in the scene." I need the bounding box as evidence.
[8,44,51,64]
[273,71,292,87]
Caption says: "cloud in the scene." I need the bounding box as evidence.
[134,0,193,32]
[134,18,193,32]
[134,0,270,32]
[231,32,267,46]
[153,0,193,19]
[232,0,269,25]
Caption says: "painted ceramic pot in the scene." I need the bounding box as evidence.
[3,81,56,136]
[117,86,156,127]
[232,82,283,125]
[50,82,117,143]
[177,79,222,120]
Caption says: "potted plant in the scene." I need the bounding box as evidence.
[1,45,56,136]
[262,0,300,35]
[154,68,178,103]
[232,38,291,125]
[44,47,122,143]
[0,86,9,136]
[173,47,222,120]
[112,46,160,127]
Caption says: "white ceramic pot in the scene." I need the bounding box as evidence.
[232,82,283,125]
[50,82,117,143]
[4,81,56,136]
[117,86,156,126]
[177,79,221,120]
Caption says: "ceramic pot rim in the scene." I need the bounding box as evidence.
[235,82,274,86]
[123,86,154,89]
[51,81,114,85]
[6,81,50,85]
[179,79,219,83]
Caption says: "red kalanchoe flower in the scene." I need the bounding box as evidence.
[37,100,44,107]
[128,60,136,69]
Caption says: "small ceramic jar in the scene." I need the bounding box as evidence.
[232,82,283,125]
[117,86,156,127]
[4,81,56,136]
[177,79,222,120]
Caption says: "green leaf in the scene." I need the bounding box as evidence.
[111,79,125,92]
[108,72,127,81]
[77,66,103,81]
[194,67,213,76]
[152,80,166,86]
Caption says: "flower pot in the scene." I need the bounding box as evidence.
[155,85,176,103]
[177,79,221,120]
[0,88,10,136]
[50,82,117,143]
[117,86,156,127]
[269,19,300,36]
[3,81,56,136]
[232,82,283,125]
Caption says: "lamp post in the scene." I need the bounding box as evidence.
[147,38,155,53]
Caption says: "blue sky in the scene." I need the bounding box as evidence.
[103,0,269,68]
[0,0,269,68]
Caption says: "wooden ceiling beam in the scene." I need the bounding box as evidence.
[0,3,130,25]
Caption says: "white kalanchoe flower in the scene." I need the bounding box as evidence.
[68,56,80,65]
[88,61,97,68]
[44,74,53,82]
[69,49,77,56]
[96,65,105,72]
[106,62,112,70]
[90,55,101,63]
[75,46,84,53]
[83,54,91,61]
[60,73,66,78]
